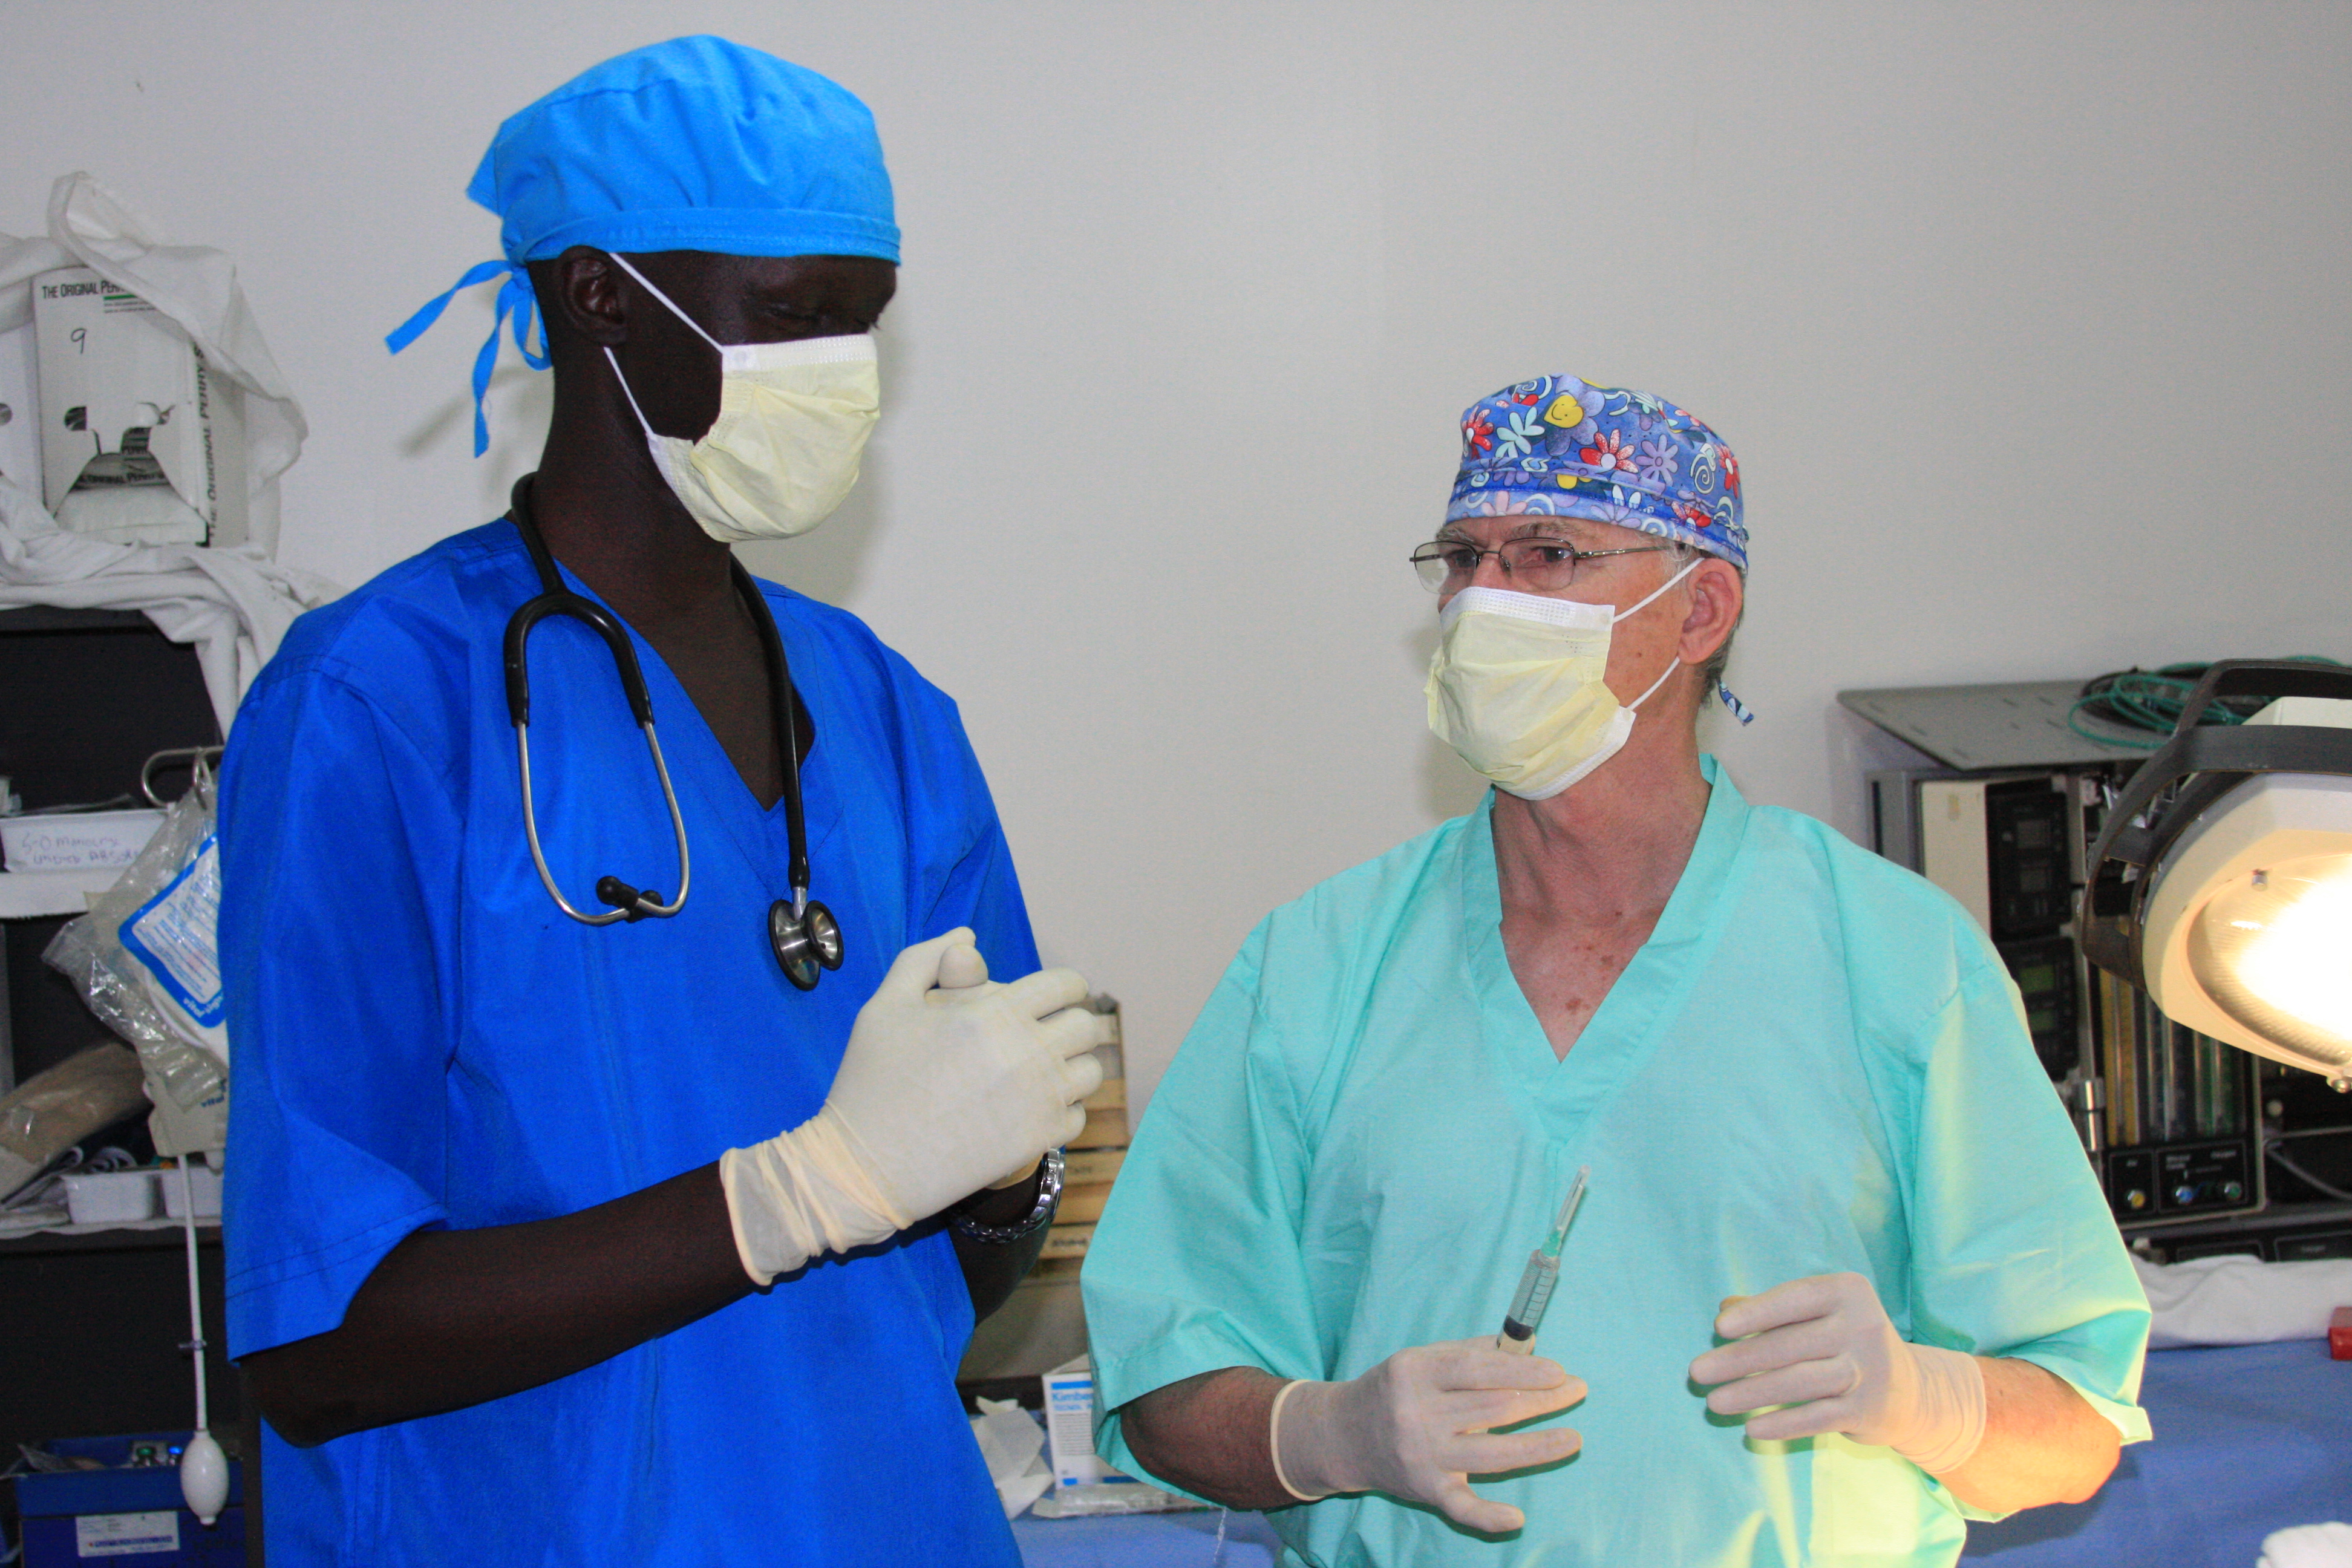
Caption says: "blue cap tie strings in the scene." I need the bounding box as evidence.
[384,260,551,456]
[1718,682,1756,726]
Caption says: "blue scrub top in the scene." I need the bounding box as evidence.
[1083,762,2151,1568]
[220,520,1036,1566]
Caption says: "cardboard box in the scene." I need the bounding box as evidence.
[1055,1181,1112,1226]
[1039,1223,1093,1261]
[0,320,39,494]
[1072,1106,1128,1150]
[33,268,246,547]
[1061,1148,1125,1186]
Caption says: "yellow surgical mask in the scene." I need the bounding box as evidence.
[1424,559,1699,800]
[606,253,880,544]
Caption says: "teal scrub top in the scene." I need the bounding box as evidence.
[1082,760,2150,1568]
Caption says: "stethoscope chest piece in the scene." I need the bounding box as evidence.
[770,898,845,991]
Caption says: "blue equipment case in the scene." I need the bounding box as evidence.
[13,1432,243,1568]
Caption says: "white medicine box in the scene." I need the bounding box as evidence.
[1042,1355,1125,1488]
[33,267,247,547]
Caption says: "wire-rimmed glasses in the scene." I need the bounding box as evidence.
[1409,534,1673,594]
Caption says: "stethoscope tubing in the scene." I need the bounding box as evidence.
[515,714,691,923]
[501,475,841,988]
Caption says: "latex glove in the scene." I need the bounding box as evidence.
[720,929,1107,1283]
[1687,1272,1986,1474]
[933,943,1059,1191]
[1271,1337,1586,1534]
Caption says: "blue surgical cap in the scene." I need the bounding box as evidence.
[474,35,898,264]
[388,35,898,453]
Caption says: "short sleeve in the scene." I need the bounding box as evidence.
[1080,926,1325,1494]
[220,664,464,1357]
[913,734,1039,981]
[1902,959,2154,1499]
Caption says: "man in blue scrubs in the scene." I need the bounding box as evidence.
[1082,377,2151,1566]
[221,38,1101,1564]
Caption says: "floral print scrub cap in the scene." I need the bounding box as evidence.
[1448,375,1748,573]
[1448,374,1755,724]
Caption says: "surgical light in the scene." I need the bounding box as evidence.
[2082,662,2352,1090]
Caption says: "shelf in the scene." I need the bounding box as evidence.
[0,1219,220,1255]
[0,867,121,918]
[1838,679,2155,771]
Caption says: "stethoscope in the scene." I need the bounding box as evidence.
[501,476,846,991]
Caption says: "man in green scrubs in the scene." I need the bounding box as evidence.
[1081,377,2148,1567]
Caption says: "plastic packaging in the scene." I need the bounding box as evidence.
[0,1042,146,1201]
[44,771,227,1154]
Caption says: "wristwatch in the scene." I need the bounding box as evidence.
[951,1148,1063,1244]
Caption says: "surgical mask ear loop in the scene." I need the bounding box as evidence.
[1614,555,1702,715]
[1624,652,1683,713]
[607,252,731,354]
[603,345,664,441]
[599,252,730,442]
[1609,554,1703,625]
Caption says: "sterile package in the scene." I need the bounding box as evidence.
[0,806,165,872]
[33,266,248,547]
[45,778,228,1156]
[1030,1355,1201,1517]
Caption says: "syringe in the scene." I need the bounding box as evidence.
[1495,1166,1589,1356]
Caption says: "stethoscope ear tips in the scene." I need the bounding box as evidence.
[596,877,666,922]
[769,898,846,991]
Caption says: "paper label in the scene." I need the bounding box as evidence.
[75,1510,180,1557]
[121,834,225,1026]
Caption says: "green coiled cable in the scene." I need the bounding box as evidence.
[2068,658,2348,751]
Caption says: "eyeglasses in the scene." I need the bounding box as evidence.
[1408,534,1674,594]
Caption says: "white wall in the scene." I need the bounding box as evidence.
[8,2,2346,1116]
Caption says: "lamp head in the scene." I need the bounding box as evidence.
[2082,666,2352,1088]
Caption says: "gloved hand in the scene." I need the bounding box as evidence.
[1687,1272,1986,1474]
[1271,1337,1586,1534]
[933,942,1060,1191]
[719,929,1108,1283]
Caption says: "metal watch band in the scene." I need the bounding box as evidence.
[951,1148,1063,1244]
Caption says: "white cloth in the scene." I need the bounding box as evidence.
[2134,1252,2352,1348]
[1,172,307,554]
[969,1398,1053,1520]
[2260,1521,2352,1568]
[0,475,338,736]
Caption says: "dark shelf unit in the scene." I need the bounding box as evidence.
[1,604,255,1561]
